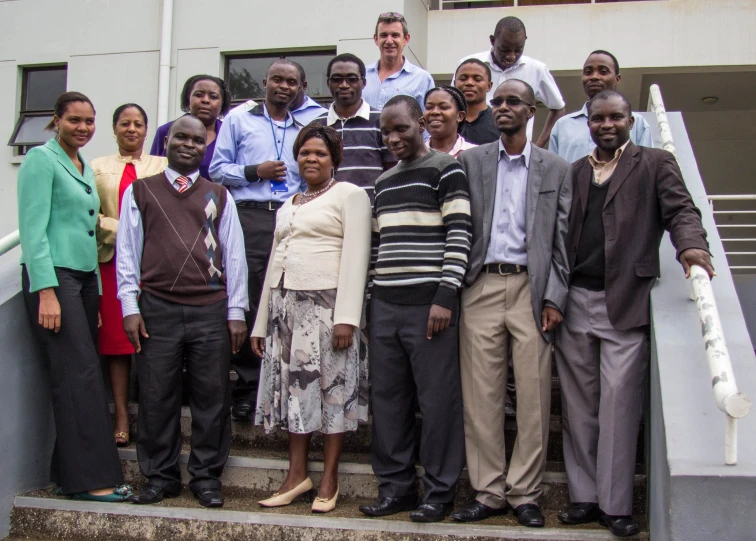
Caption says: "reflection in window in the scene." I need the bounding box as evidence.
[8,66,67,153]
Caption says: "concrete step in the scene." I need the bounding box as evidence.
[10,487,649,541]
[117,445,647,515]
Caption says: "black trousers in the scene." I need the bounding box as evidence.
[369,297,465,504]
[136,293,231,492]
[231,206,276,401]
[22,266,124,494]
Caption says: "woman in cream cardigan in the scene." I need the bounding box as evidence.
[91,103,167,447]
[252,125,372,514]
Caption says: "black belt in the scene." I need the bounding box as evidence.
[236,200,283,211]
[485,263,527,275]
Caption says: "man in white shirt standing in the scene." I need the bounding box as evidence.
[457,16,565,148]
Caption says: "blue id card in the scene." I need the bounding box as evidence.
[271,180,288,193]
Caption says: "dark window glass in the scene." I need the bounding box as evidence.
[9,66,67,151]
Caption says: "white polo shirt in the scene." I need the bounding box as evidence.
[456,50,565,139]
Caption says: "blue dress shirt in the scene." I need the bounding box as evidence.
[291,95,327,125]
[364,57,435,111]
[209,103,306,203]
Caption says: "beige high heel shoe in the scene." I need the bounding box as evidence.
[258,477,314,508]
[312,486,339,513]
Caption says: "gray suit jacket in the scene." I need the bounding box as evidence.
[457,142,573,341]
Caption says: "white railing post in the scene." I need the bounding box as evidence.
[0,230,20,256]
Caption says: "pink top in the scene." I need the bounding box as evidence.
[449,135,478,158]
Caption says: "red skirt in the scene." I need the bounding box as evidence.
[98,257,134,355]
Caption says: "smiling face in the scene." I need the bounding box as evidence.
[588,95,634,154]
[455,62,493,107]
[189,80,223,125]
[328,60,365,108]
[165,116,207,174]
[490,29,526,70]
[582,53,621,99]
[54,101,96,150]
[297,136,334,186]
[491,81,535,136]
[374,21,409,64]
[114,106,147,155]
[424,89,465,140]
[264,63,301,108]
[380,102,425,161]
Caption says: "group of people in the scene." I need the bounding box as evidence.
[17,11,715,539]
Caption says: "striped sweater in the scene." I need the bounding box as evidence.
[371,150,472,309]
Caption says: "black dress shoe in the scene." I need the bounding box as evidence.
[451,500,509,522]
[513,503,545,527]
[558,502,602,525]
[600,514,640,537]
[194,488,224,508]
[410,503,453,523]
[231,399,253,421]
[129,484,180,505]
[359,494,418,517]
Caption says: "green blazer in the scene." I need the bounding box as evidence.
[18,139,100,293]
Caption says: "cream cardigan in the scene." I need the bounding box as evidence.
[252,182,372,336]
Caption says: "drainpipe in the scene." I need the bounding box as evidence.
[157,0,174,126]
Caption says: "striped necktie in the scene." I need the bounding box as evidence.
[176,175,190,193]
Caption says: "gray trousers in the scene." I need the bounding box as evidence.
[555,286,648,515]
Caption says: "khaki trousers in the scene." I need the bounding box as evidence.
[460,271,552,508]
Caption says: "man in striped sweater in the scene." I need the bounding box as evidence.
[359,95,472,523]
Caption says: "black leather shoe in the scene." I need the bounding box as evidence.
[359,494,418,517]
[410,502,453,523]
[600,514,640,537]
[514,503,545,527]
[194,488,224,508]
[129,484,180,505]
[451,500,509,522]
[558,502,602,525]
[231,399,253,421]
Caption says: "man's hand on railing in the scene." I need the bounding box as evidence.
[680,248,716,279]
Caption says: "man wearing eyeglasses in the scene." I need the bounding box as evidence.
[456,16,565,148]
[364,12,435,112]
[453,79,572,528]
[313,53,396,202]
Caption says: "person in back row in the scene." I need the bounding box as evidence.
[424,85,477,158]
[289,61,327,125]
[454,59,499,145]
[549,50,653,163]
[457,16,565,147]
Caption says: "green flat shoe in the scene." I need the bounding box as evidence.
[71,484,132,503]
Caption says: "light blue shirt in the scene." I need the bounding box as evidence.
[209,103,306,203]
[292,95,327,125]
[484,140,531,266]
[364,57,435,111]
[549,102,653,164]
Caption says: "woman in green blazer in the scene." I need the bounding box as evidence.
[18,92,131,502]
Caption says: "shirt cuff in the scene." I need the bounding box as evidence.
[544,299,561,313]
[228,307,246,321]
[432,285,458,310]
[121,295,140,318]
[244,165,260,182]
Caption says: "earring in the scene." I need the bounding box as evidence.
[331,167,335,179]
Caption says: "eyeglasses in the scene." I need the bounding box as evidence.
[490,96,533,108]
[327,75,364,85]
[379,11,405,19]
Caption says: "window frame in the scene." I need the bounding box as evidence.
[8,65,68,150]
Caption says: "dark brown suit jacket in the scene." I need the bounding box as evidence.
[567,142,709,330]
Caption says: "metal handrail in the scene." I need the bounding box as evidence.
[436,0,633,9]
[0,230,20,257]
[648,83,751,465]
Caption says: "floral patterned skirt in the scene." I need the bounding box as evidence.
[254,286,369,434]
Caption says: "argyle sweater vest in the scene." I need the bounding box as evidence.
[132,173,228,306]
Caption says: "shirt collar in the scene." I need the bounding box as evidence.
[486,50,527,73]
[250,102,298,127]
[326,99,372,125]
[498,138,532,168]
[368,56,413,75]
[588,139,630,167]
[293,95,320,113]
[164,166,200,183]
[567,102,590,119]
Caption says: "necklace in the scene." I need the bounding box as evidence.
[298,178,335,205]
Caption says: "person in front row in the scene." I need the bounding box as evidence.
[549,50,653,163]
[556,90,713,538]
[453,79,572,528]
[252,125,372,514]
[424,85,477,158]
[359,95,471,523]
[118,115,249,508]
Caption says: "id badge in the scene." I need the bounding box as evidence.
[270,180,288,193]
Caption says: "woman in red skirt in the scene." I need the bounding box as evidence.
[92,104,167,446]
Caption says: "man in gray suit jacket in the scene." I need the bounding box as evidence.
[452,79,572,528]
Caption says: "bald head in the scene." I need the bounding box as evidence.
[165,115,207,174]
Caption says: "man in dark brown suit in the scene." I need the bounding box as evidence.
[555,90,714,538]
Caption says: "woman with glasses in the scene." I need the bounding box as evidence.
[424,85,477,158]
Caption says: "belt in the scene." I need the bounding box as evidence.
[484,263,527,275]
[236,200,283,211]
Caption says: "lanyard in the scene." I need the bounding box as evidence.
[268,113,288,161]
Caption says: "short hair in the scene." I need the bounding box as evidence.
[375,12,408,37]
[45,91,95,131]
[266,58,302,83]
[455,58,492,82]
[180,75,232,116]
[167,114,206,138]
[383,94,423,120]
[425,85,468,115]
[496,78,535,105]
[589,49,620,74]
[293,125,344,171]
[290,60,307,83]
[112,103,148,128]
[327,53,367,79]
[588,89,632,115]
[494,16,526,37]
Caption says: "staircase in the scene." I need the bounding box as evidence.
[6,374,648,541]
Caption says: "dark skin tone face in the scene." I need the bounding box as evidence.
[491,81,536,137]
[490,29,526,70]
[582,53,621,99]
[424,89,465,147]
[328,61,365,110]
[114,107,147,157]
[54,101,96,160]
[455,62,493,108]
[587,95,634,160]
[380,102,427,162]
[263,64,301,109]
[189,80,223,127]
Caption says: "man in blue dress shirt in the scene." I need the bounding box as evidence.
[549,50,653,163]
[210,59,305,420]
[288,61,327,125]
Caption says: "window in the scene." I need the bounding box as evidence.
[225,51,336,108]
[8,66,68,152]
